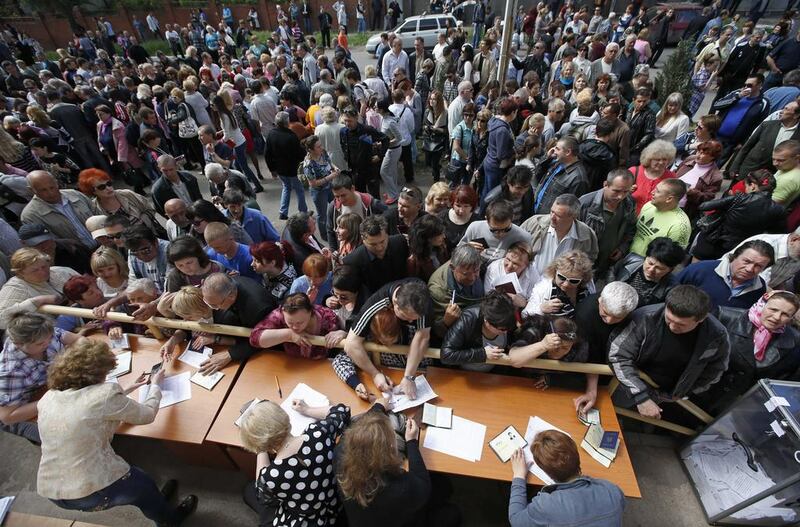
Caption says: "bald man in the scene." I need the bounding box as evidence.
[151,154,202,216]
[21,171,96,248]
[164,199,190,240]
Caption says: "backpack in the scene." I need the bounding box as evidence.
[354,82,375,103]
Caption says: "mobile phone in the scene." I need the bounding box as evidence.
[472,237,488,248]
[147,362,163,384]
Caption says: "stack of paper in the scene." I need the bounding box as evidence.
[523,416,571,485]
[177,346,212,369]
[280,383,330,435]
[139,371,192,408]
[105,351,132,381]
[423,416,486,462]
[422,403,452,428]
[382,375,438,412]
[0,496,14,524]
[580,423,620,468]
[190,370,224,390]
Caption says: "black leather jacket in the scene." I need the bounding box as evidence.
[698,192,786,251]
[624,106,656,156]
[441,306,489,365]
[611,253,676,307]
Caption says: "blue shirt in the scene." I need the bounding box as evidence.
[676,259,766,310]
[509,476,624,527]
[289,273,333,305]
[764,86,800,112]
[206,243,260,281]
[718,96,760,139]
[225,207,280,244]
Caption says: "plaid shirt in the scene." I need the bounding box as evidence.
[0,328,66,407]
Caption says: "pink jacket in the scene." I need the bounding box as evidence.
[97,117,142,168]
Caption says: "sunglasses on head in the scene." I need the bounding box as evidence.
[94,182,112,191]
[556,271,582,285]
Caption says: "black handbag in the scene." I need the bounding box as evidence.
[696,211,723,234]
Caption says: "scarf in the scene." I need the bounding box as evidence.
[749,293,785,361]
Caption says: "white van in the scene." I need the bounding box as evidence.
[366,14,459,53]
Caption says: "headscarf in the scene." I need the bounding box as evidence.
[749,292,787,361]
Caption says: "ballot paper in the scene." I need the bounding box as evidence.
[524,416,571,485]
[422,403,453,429]
[139,371,192,408]
[423,416,486,462]
[105,351,132,381]
[109,333,130,350]
[177,346,212,369]
[0,496,14,524]
[382,375,438,412]
[190,370,224,390]
[280,383,330,435]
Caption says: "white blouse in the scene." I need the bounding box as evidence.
[655,113,691,143]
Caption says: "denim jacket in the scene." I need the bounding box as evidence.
[509,476,624,527]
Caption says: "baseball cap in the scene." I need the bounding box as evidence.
[18,223,55,246]
[85,215,110,239]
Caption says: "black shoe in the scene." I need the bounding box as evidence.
[257,173,265,180]
[279,214,288,220]
[161,479,178,501]
[174,495,198,525]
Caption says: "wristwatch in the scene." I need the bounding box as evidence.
[404,375,415,382]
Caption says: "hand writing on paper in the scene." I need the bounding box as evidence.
[510,448,530,479]
[637,399,662,419]
[199,351,231,375]
[355,383,372,401]
[398,376,417,400]
[159,337,179,362]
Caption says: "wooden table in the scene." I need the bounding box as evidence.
[3,512,73,526]
[100,335,242,445]
[206,352,641,497]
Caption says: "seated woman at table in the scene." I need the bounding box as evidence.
[289,253,333,306]
[508,430,624,527]
[157,285,236,360]
[250,240,298,305]
[0,312,79,443]
[37,339,198,524]
[483,242,540,310]
[165,235,228,292]
[90,246,128,298]
[440,291,518,372]
[240,399,350,527]
[510,316,587,390]
[700,291,800,415]
[337,406,459,527]
[522,250,596,319]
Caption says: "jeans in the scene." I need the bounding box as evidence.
[472,24,483,48]
[310,186,333,240]
[304,16,312,34]
[50,466,180,525]
[1,420,40,444]
[480,161,504,205]
[278,175,308,217]
[234,142,258,185]
[381,146,402,199]
[357,17,366,33]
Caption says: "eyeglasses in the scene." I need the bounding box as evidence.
[489,225,512,234]
[556,272,582,285]
[131,245,154,256]
[94,182,113,191]
[744,83,755,88]
[192,219,206,227]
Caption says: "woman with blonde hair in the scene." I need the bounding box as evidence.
[240,398,350,526]
[25,106,68,149]
[37,339,198,524]
[0,248,77,329]
[90,246,128,297]
[654,92,690,143]
[0,127,40,173]
[522,250,596,319]
[628,139,677,214]
[424,181,451,215]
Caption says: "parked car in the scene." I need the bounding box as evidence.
[645,3,702,45]
[366,14,459,53]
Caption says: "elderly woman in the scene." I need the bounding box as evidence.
[94,105,142,173]
[164,235,227,292]
[289,253,332,306]
[705,292,800,414]
[522,250,596,319]
[654,93,690,143]
[484,242,540,309]
[674,139,723,219]
[0,248,78,329]
[0,312,79,443]
[628,139,677,214]
[239,397,350,526]
[90,246,128,298]
[37,339,198,524]
[314,106,347,171]
[78,169,163,237]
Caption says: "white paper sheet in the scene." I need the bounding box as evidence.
[422,403,452,428]
[177,346,212,369]
[280,383,330,435]
[382,375,438,412]
[190,370,224,390]
[139,371,192,408]
[423,415,486,461]
[524,416,571,485]
[764,396,790,412]
[105,351,132,380]
[0,496,14,524]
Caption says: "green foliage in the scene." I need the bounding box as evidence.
[143,39,171,55]
[175,0,210,5]
[654,39,694,112]
[119,0,162,9]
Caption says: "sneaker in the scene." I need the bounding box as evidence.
[174,495,198,525]
[160,479,178,501]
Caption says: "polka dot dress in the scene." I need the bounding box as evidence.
[257,404,351,526]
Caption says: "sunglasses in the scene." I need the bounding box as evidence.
[556,271,582,285]
[131,245,154,256]
[489,225,512,234]
[192,219,206,227]
[94,182,113,191]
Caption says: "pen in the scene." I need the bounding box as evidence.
[275,375,282,398]
[450,290,456,304]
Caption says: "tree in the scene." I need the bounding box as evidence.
[653,38,694,113]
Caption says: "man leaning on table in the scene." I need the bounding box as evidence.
[344,278,432,399]
[508,430,625,527]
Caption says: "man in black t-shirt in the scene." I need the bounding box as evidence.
[608,285,730,420]
[345,278,432,399]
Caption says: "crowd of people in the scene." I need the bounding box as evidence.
[0,0,800,525]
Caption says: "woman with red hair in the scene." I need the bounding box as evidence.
[439,184,480,253]
[288,253,332,306]
[250,241,298,304]
[674,140,723,220]
[77,169,165,238]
